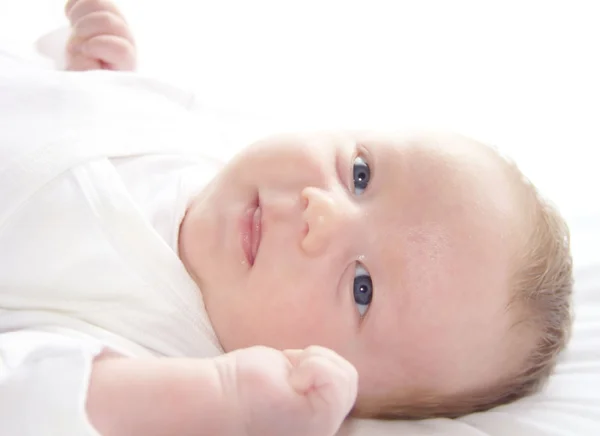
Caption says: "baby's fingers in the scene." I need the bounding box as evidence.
[66,0,125,24]
[288,350,357,415]
[285,346,357,376]
[82,35,136,71]
[71,10,133,43]
[65,52,103,71]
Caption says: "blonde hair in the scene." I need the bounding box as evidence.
[354,148,574,420]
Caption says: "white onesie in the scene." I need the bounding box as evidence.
[0,51,224,434]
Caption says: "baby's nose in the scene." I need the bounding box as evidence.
[300,187,347,256]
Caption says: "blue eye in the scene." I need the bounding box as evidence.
[352,156,370,195]
[353,264,373,317]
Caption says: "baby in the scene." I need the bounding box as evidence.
[0,1,573,435]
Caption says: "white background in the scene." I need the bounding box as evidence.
[1,0,598,261]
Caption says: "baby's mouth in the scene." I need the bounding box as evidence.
[241,195,262,266]
[250,200,262,265]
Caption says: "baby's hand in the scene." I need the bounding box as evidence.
[221,346,358,436]
[64,0,136,71]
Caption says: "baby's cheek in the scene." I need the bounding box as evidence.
[259,301,338,350]
[245,255,348,350]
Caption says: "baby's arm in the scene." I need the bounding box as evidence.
[64,0,136,71]
[87,346,357,436]
[86,354,239,436]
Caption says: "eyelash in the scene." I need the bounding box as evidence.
[350,152,371,196]
[352,149,373,318]
[354,263,373,318]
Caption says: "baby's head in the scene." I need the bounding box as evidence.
[179,131,573,419]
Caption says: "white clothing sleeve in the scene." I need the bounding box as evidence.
[0,330,106,436]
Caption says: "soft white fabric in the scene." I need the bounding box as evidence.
[112,153,217,253]
[0,55,224,434]
[0,330,104,436]
[0,53,222,358]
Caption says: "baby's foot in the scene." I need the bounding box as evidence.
[64,0,136,71]
[221,345,357,436]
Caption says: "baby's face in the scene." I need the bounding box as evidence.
[179,131,523,404]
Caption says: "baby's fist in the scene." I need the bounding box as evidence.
[285,346,358,421]
[64,0,136,71]
[226,345,357,436]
